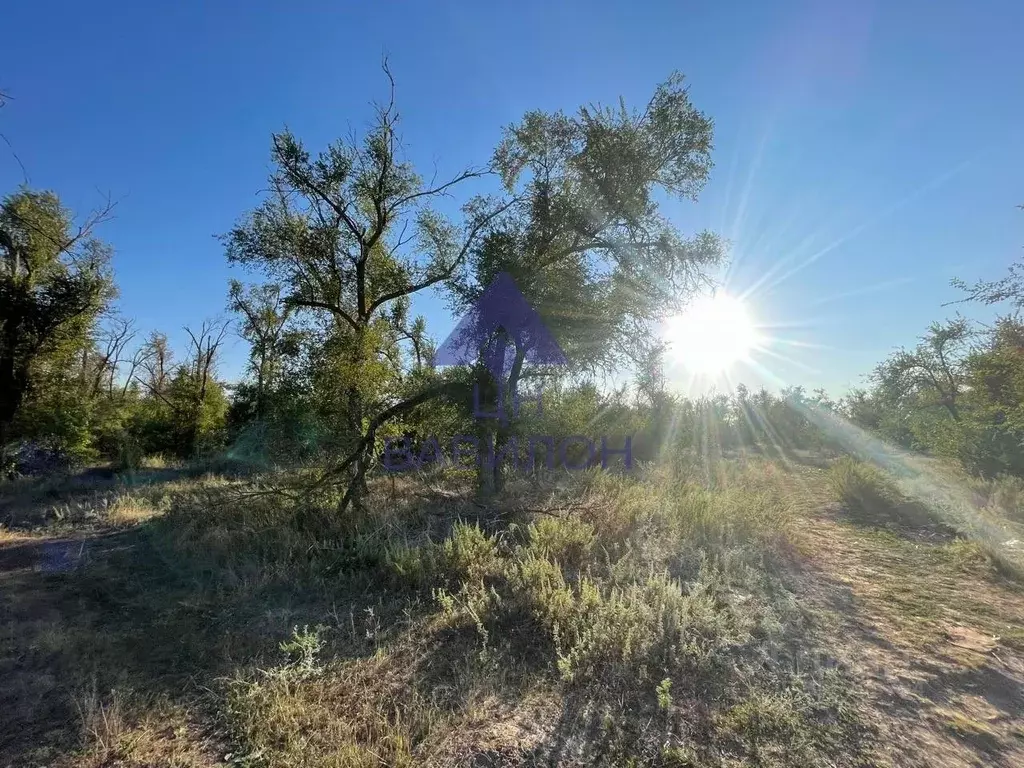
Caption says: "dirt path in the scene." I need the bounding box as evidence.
[779,465,1024,767]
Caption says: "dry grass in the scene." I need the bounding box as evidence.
[106,494,161,525]
[69,689,220,768]
[74,685,131,760]
[0,526,36,545]
[7,454,1024,766]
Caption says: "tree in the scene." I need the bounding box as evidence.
[176,320,230,455]
[224,64,511,510]
[126,323,229,459]
[0,189,114,459]
[956,317,1024,475]
[450,73,725,488]
[228,281,297,421]
[873,318,974,424]
[89,316,138,399]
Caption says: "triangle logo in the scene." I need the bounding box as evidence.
[433,272,568,378]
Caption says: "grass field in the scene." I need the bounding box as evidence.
[2,454,1023,767]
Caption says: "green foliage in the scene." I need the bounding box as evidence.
[852,313,1024,478]
[440,521,501,584]
[0,189,115,454]
[526,515,596,571]
[279,625,328,678]
[656,678,673,711]
[548,570,751,684]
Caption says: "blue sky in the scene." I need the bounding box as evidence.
[2,0,1022,395]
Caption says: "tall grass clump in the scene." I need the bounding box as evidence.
[828,457,899,515]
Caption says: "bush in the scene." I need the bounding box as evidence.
[3,439,76,478]
[525,515,596,571]
[969,472,1024,524]
[440,521,501,584]
[417,467,800,695]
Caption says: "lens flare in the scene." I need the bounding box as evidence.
[664,293,760,374]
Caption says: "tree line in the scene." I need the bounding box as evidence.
[2,68,1021,503]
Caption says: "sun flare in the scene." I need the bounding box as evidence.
[664,293,759,374]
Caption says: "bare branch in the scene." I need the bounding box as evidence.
[365,196,519,317]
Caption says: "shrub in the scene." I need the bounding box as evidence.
[549,568,760,685]
[970,472,1024,524]
[525,515,596,571]
[385,543,437,589]
[440,522,501,584]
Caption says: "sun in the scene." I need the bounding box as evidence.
[664,293,759,374]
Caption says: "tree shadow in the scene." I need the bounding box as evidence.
[829,493,960,542]
[0,514,402,766]
[802,558,1024,765]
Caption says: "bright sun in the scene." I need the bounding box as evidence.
[664,293,759,374]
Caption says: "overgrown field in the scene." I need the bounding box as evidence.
[2,454,1023,767]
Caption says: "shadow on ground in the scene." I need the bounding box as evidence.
[802,521,1024,767]
[0,512,405,766]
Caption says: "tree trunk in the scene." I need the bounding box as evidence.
[0,323,27,465]
[339,365,369,515]
[477,346,525,494]
[333,379,474,516]
[0,418,10,477]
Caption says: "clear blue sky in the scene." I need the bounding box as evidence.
[2,0,1022,395]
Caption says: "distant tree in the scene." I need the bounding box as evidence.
[89,316,138,399]
[139,331,173,395]
[843,388,882,432]
[128,322,229,458]
[957,316,1024,475]
[872,318,974,424]
[176,320,230,455]
[228,281,297,421]
[0,189,115,460]
[16,313,141,461]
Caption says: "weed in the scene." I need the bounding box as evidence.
[656,677,673,711]
[278,624,327,678]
